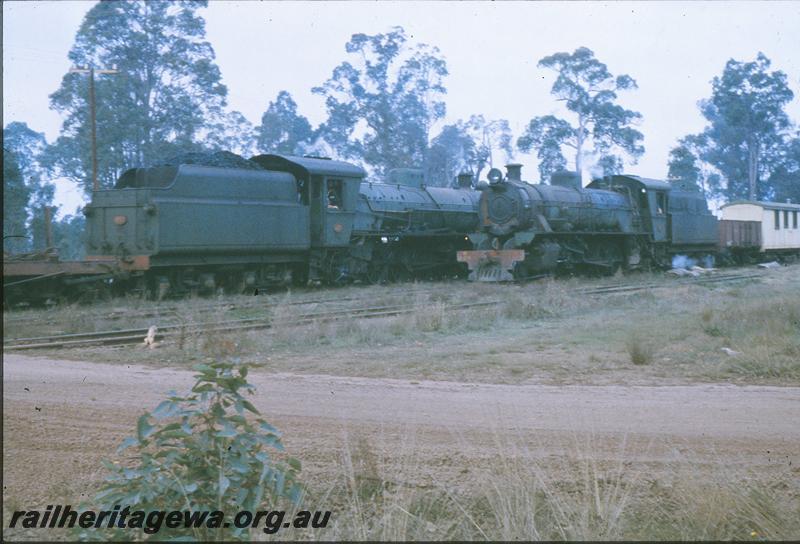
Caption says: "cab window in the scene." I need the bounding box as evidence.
[296,178,308,205]
[655,193,666,215]
[327,179,343,209]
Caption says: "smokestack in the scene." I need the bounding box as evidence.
[456,172,473,189]
[506,163,522,182]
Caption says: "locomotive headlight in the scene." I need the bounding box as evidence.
[487,168,503,186]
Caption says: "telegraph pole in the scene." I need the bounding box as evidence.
[69,65,119,191]
[44,206,54,248]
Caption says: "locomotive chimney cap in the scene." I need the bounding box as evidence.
[505,163,523,182]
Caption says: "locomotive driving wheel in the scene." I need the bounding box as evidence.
[365,262,390,285]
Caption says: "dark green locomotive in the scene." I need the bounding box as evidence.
[84,154,479,295]
[458,164,718,280]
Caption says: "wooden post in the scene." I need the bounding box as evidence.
[90,66,98,192]
[69,65,118,193]
[44,206,54,248]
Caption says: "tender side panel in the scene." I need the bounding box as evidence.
[669,190,719,247]
[88,165,312,260]
[155,199,309,253]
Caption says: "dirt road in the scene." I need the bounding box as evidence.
[4,353,800,511]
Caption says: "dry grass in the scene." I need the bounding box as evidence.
[696,294,800,380]
[5,269,799,542]
[6,423,797,542]
[256,433,800,541]
[4,266,800,386]
[625,333,655,366]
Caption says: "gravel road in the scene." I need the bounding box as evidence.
[4,353,799,509]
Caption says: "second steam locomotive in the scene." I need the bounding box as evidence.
[457,164,719,281]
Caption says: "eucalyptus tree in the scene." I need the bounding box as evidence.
[465,115,513,182]
[425,124,476,186]
[765,133,800,203]
[255,91,314,155]
[3,149,29,254]
[666,135,707,191]
[47,0,237,193]
[3,122,55,250]
[697,53,794,201]
[425,116,513,186]
[313,27,448,177]
[518,47,644,180]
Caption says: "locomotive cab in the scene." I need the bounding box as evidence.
[251,154,366,248]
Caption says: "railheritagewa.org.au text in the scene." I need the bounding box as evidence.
[8,505,331,534]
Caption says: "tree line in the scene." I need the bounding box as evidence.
[4,1,799,257]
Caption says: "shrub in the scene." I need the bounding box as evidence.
[80,361,301,541]
[626,334,654,366]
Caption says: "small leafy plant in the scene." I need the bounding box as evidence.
[82,361,301,541]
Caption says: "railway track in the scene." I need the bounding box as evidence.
[4,300,500,351]
[2,286,448,327]
[2,268,764,327]
[3,271,764,351]
[575,271,762,296]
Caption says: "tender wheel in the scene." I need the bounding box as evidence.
[292,264,309,287]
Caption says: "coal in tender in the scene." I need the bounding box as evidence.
[155,150,264,170]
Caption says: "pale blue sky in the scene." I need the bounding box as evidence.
[4,1,800,216]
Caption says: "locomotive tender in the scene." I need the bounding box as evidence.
[457,164,719,281]
[82,154,479,296]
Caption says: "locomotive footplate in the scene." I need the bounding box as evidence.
[457,249,525,282]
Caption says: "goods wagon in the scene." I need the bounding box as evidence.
[720,201,800,262]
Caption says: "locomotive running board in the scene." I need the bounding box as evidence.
[457,249,525,282]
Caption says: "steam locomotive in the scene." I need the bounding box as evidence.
[457,164,719,281]
[6,152,795,304]
[5,154,479,301]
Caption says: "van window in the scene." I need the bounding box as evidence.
[794,211,798,229]
[785,210,790,228]
[775,210,780,230]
